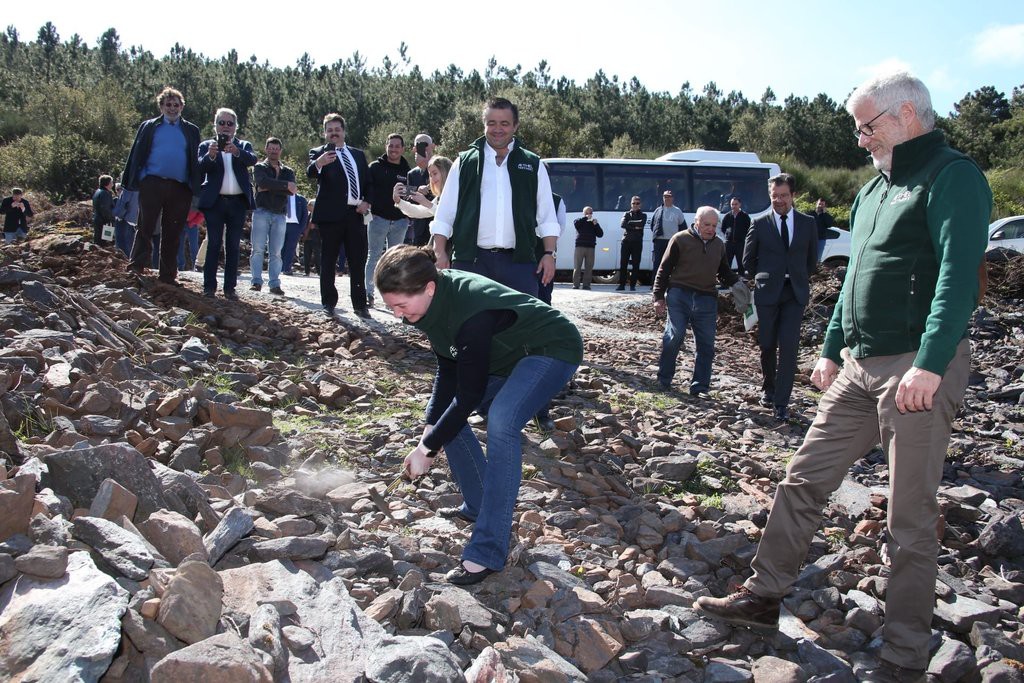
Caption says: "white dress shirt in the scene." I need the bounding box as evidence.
[219,147,243,196]
[772,209,791,242]
[285,195,298,223]
[336,145,361,206]
[431,139,560,247]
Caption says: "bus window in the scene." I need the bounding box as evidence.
[547,163,598,212]
[692,167,772,214]
[601,164,689,213]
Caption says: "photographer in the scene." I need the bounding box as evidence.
[572,206,603,289]
[392,156,452,223]
[366,134,412,307]
[1,188,33,244]
[405,133,436,245]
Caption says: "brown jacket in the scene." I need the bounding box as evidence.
[653,229,738,300]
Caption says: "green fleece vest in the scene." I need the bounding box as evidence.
[821,130,991,375]
[451,136,541,264]
[413,270,583,375]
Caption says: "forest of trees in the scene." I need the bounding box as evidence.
[0,22,1021,217]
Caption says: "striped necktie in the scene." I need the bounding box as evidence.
[339,148,359,202]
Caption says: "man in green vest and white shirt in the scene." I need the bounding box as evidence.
[430,97,561,297]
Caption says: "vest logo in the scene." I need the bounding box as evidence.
[449,345,458,358]
[517,163,534,171]
[890,190,912,205]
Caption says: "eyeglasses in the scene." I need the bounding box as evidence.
[854,109,890,139]
[216,120,236,127]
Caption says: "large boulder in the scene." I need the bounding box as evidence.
[220,559,387,682]
[0,551,129,681]
[41,443,165,521]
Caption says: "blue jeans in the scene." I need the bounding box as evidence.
[250,208,287,288]
[365,216,409,298]
[657,287,718,393]
[817,239,827,262]
[281,221,304,274]
[443,355,578,570]
[3,229,27,244]
[114,219,136,256]
[177,224,199,270]
[202,195,249,293]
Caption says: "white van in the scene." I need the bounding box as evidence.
[546,151,850,280]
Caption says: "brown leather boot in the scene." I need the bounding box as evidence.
[693,586,780,629]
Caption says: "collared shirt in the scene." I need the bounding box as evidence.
[285,195,298,223]
[219,144,243,195]
[772,209,791,240]
[336,144,361,206]
[652,204,686,239]
[431,139,560,246]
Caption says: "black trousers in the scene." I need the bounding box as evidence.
[755,281,805,408]
[131,176,192,282]
[318,210,367,310]
[619,240,643,286]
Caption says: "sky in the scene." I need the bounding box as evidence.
[7,1,1023,117]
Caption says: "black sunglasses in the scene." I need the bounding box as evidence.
[217,120,236,127]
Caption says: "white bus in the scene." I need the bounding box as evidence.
[545,150,781,283]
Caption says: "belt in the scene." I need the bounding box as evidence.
[481,247,514,254]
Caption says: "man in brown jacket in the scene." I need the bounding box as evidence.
[653,206,738,395]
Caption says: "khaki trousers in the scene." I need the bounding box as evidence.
[745,339,970,669]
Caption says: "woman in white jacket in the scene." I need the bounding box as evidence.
[392,156,452,220]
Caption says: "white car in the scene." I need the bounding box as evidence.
[820,226,851,267]
[987,215,1024,254]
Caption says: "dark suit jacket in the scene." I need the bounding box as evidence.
[196,138,257,210]
[307,144,371,223]
[743,210,818,305]
[288,194,310,231]
[121,116,202,194]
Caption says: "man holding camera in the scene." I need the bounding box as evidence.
[2,188,33,244]
[651,190,687,269]
[366,133,411,306]
[307,113,372,319]
[406,133,435,246]
[120,87,202,284]
[197,108,257,299]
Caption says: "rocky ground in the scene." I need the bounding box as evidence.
[1,230,1024,683]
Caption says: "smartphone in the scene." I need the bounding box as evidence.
[396,176,412,199]
[415,141,429,157]
[325,142,336,152]
[216,132,230,148]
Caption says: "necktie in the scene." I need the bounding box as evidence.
[780,213,789,249]
[340,149,359,202]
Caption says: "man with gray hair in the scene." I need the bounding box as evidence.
[653,206,737,395]
[695,71,991,683]
[406,133,435,246]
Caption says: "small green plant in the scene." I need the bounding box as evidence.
[222,443,253,479]
[697,493,723,509]
[825,528,846,551]
[14,410,57,442]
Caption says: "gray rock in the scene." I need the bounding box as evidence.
[796,638,855,680]
[137,509,207,566]
[254,486,331,518]
[363,635,464,683]
[149,631,272,683]
[827,477,873,518]
[424,587,495,632]
[706,660,754,683]
[658,556,711,580]
[30,513,71,546]
[751,655,807,683]
[179,337,211,364]
[648,454,698,481]
[204,506,255,566]
[685,533,748,565]
[0,474,34,542]
[976,514,1024,558]
[14,544,68,578]
[0,551,128,681]
[980,660,1024,683]
[933,594,1003,634]
[157,560,224,644]
[41,443,166,521]
[970,622,1024,662]
[72,516,155,580]
[168,443,203,472]
[927,637,977,683]
[984,575,1024,604]
[793,553,847,590]
[681,618,730,649]
[528,561,587,590]
[843,589,882,615]
[121,608,182,659]
[0,553,14,584]
[252,535,330,561]
[219,559,387,682]
[493,635,587,682]
[248,603,288,677]
[78,415,123,436]
[327,548,395,575]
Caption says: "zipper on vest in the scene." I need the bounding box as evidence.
[910,273,916,296]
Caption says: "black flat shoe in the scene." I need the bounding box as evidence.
[437,507,475,523]
[445,565,496,586]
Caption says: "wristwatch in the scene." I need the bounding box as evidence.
[543,250,556,257]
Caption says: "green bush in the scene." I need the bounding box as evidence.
[987,167,1024,219]
[0,133,119,202]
